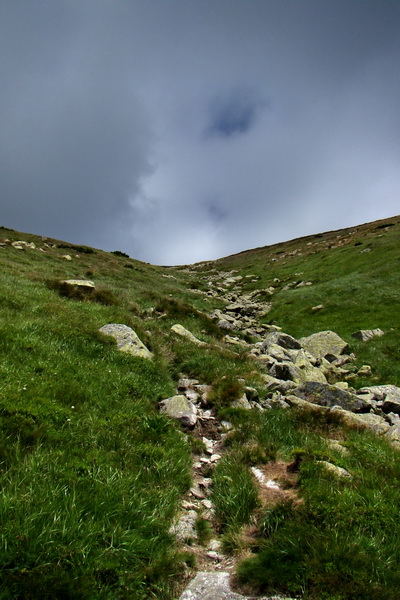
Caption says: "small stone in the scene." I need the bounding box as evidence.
[182,500,199,510]
[210,454,222,462]
[357,365,372,377]
[206,551,221,561]
[63,254,72,261]
[202,437,215,454]
[190,486,206,500]
[311,304,324,312]
[171,324,206,345]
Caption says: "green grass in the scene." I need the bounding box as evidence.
[1,217,400,598]
[220,407,400,599]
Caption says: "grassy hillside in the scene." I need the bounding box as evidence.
[193,215,400,387]
[0,216,399,600]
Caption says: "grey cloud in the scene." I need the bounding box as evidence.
[1,1,400,263]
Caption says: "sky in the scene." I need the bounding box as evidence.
[1,1,400,265]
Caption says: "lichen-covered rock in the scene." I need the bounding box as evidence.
[299,330,349,360]
[63,279,95,291]
[159,395,197,427]
[330,407,391,434]
[285,395,330,413]
[351,328,384,342]
[99,323,152,359]
[171,324,206,346]
[260,332,301,352]
[293,381,369,412]
[269,360,327,385]
[317,460,352,479]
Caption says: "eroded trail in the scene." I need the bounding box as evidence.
[166,377,298,600]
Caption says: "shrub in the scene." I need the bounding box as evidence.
[111,250,130,258]
[57,244,94,254]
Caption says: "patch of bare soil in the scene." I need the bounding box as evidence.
[192,416,222,440]
[254,461,301,507]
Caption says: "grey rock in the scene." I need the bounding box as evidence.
[385,424,400,445]
[360,385,400,414]
[351,328,384,342]
[357,365,373,377]
[269,361,327,385]
[63,278,95,291]
[326,439,349,455]
[330,408,391,434]
[293,381,369,413]
[261,332,301,352]
[171,324,206,346]
[231,394,252,410]
[179,571,290,600]
[159,395,197,427]
[317,460,352,479]
[170,510,198,542]
[178,377,200,390]
[269,362,296,381]
[218,319,237,330]
[299,330,349,360]
[99,323,153,359]
[244,386,259,402]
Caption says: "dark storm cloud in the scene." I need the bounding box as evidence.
[205,88,268,138]
[1,0,400,263]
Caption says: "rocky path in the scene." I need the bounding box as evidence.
[162,377,299,600]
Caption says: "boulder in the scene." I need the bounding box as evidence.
[171,324,206,346]
[330,408,391,434]
[99,323,152,359]
[293,381,369,412]
[362,385,400,414]
[299,331,349,360]
[159,395,197,427]
[351,329,384,342]
[269,360,327,385]
[285,395,330,414]
[63,279,95,291]
[260,332,301,353]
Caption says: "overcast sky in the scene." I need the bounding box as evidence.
[1,1,400,264]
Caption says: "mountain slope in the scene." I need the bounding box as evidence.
[0,216,399,600]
